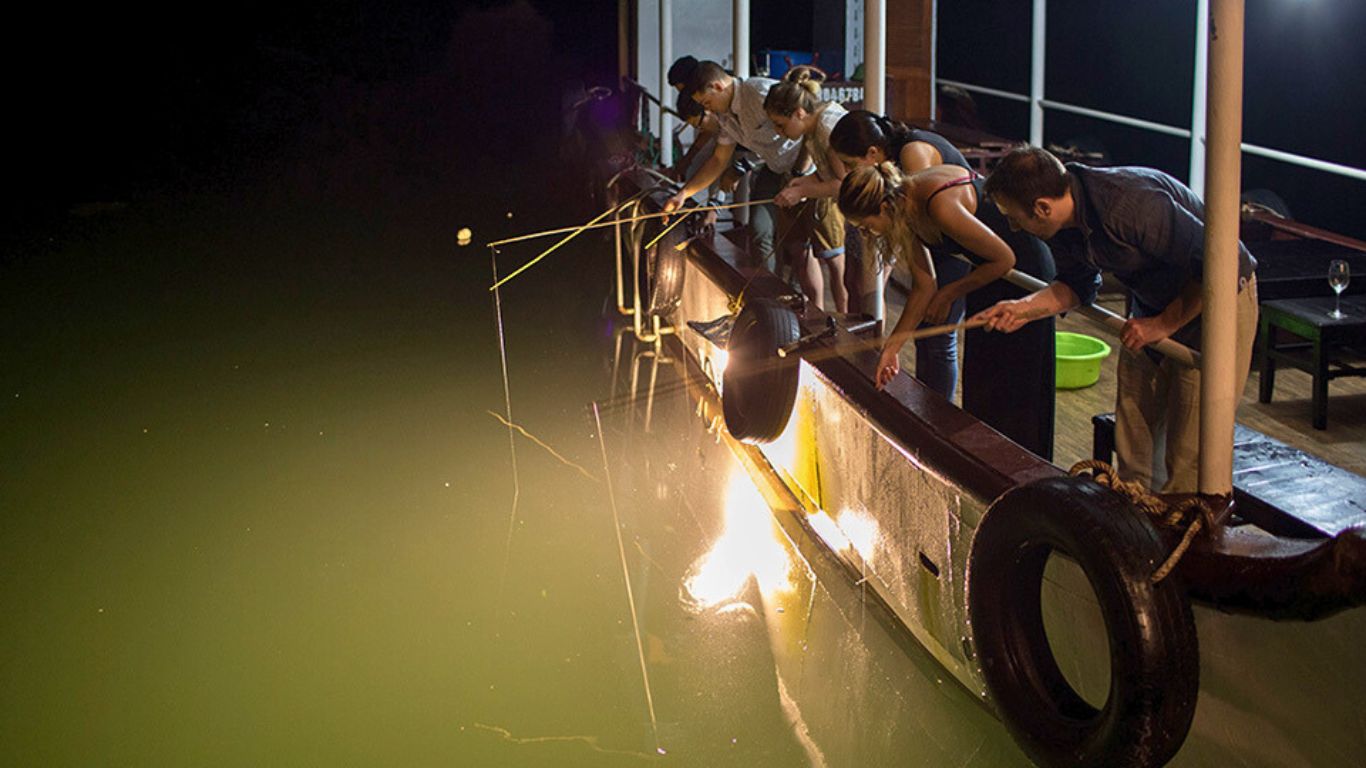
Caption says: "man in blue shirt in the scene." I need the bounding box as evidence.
[974,147,1258,493]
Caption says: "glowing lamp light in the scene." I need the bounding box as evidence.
[457,227,473,246]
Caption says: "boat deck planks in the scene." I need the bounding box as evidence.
[881,285,1366,477]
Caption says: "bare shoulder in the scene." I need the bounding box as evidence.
[911,165,973,200]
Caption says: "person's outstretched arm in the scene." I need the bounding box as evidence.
[921,190,1016,322]
[665,140,736,212]
[972,281,1080,333]
[876,241,937,389]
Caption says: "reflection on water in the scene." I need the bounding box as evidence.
[584,331,1028,767]
[684,469,796,610]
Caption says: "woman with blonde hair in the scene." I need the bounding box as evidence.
[838,162,1057,459]
[760,65,849,312]
[830,109,977,397]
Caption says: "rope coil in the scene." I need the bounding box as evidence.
[1068,460,1211,584]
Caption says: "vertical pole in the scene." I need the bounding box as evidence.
[618,0,631,87]
[659,0,674,166]
[929,0,939,120]
[1198,0,1243,496]
[864,0,886,113]
[733,0,750,78]
[1189,0,1210,196]
[734,0,751,224]
[1029,0,1046,146]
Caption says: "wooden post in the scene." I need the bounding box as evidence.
[1198,0,1243,496]
[864,0,886,113]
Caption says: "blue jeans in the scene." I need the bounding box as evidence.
[914,252,969,401]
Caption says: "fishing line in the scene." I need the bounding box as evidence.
[592,401,664,756]
[491,246,522,608]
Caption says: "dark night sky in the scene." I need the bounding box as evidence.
[7,0,1363,240]
[5,1,621,241]
[939,0,1366,238]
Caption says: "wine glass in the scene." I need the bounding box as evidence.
[1328,259,1350,319]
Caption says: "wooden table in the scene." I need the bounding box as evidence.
[1259,295,1366,429]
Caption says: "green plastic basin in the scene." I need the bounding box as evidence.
[1055,332,1112,389]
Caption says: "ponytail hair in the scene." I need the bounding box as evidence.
[837,162,905,219]
[829,109,915,160]
[763,65,827,117]
[838,163,916,265]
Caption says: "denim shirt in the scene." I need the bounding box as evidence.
[1050,164,1257,350]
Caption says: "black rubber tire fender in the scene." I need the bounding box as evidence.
[721,299,801,444]
[968,476,1200,768]
[645,222,687,317]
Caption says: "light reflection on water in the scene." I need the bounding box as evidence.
[683,468,795,610]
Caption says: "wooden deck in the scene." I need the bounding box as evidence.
[884,291,1366,477]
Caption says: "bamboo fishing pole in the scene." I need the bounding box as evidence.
[641,206,694,251]
[485,198,777,248]
[486,197,779,292]
[487,200,632,292]
[908,316,989,341]
[775,312,1041,365]
[944,253,1202,369]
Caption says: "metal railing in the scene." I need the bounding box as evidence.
[934,78,1366,185]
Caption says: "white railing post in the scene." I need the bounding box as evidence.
[733,0,750,78]
[1029,0,1046,146]
[1199,0,1244,497]
[864,0,886,113]
[659,0,674,167]
[1190,0,1210,196]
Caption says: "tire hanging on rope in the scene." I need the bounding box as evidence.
[968,476,1200,768]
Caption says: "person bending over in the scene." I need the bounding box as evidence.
[831,112,1057,456]
[975,146,1258,491]
[839,162,1057,459]
[762,65,849,312]
[663,60,803,272]
[667,56,721,183]
[830,110,977,396]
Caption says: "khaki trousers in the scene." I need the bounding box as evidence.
[1115,276,1259,493]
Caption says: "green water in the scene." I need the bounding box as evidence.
[0,182,1025,766]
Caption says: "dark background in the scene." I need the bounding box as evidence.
[6,0,1363,247]
[940,0,1366,239]
[3,0,621,254]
